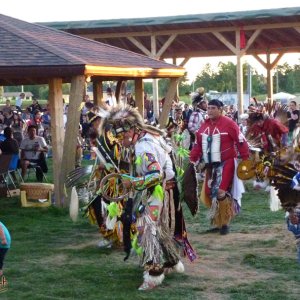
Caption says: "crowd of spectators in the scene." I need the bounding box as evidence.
[1,88,299,183]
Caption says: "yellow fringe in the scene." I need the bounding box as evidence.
[200,183,211,207]
[212,197,235,228]
[200,182,235,227]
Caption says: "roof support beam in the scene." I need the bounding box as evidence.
[127,36,151,56]
[243,29,262,53]
[270,52,284,69]
[252,54,267,68]
[156,34,177,58]
[212,31,237,54]
[253,51,284,101]
[252,52,284,69]
[294,27,300,34]
[178,57,191,67]
[252,51,284,102]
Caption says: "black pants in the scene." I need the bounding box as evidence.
[0,248,8,269]
[29,152,48,182]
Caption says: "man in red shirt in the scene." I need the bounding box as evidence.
[190,99,249,234]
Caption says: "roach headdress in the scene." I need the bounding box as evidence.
[99,104,164,137]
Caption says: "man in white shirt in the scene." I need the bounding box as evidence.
[105,87,116,107]
[20,125,48,181]
[15,92,25,113]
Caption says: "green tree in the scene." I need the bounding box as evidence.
[193,63,216,92]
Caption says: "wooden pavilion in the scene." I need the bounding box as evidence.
[42,6,300,114]
[0,13,185,206]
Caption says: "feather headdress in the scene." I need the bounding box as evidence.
[270,162,300,210]
[99,104,164,136]
[247,98,288,127]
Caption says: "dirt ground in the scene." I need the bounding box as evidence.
[182,224,297,299]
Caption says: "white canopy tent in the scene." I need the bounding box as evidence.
[273,92,296,104]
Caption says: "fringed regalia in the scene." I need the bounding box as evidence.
[96,104,195,290]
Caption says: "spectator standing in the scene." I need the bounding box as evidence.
[81,114,90,140]
[2,100,13,127]
[41,108,51,130]
[15,92,25,113]
[84,103,95,124]
[11,111,24,145]
[82,95,92,115]
[182,103,193,127]
[188,99,208,148]
[126,92,136,107]
[22,108,32,126]
[75,125,84,168]
[28,97,42,114]
[0,111,5,133]
[287,100,299,144]
[143,92,152,119]
[105,87,116,107]
[239,113,249,136]
[227,105,238,123]
[2,100,12,116]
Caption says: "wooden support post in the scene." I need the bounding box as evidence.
[135,78,144,117]
[266,52,273,101]
[152,79,159,119]
[159,78,179,128]
[93,80,103,106]
[236,54,244,114]
[151,36,160,120]
[172,57,179,99]
[236,30,244,115]
[48,78,64,207]
[60,75,85,207]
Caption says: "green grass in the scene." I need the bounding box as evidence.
[0,162,299,299]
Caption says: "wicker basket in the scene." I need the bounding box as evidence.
[20,183,54,200]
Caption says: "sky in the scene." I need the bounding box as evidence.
[1,0,300,82]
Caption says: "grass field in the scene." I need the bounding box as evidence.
[0,159,299,299]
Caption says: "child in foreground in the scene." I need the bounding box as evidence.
[0,221,11,276]
[286,207,300,264]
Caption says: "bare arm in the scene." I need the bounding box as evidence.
[0,225,7,245]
